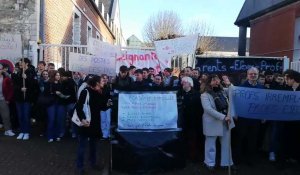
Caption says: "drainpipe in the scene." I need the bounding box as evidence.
[39,0,45,43]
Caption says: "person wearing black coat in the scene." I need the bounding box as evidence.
[61,71,77,138]
[13,58,39,140]
[76,76,106,174]
[180,76,204,162]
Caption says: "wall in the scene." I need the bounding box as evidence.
[0,0,39,63]
[250,2,300,61]
[44,0,114,45]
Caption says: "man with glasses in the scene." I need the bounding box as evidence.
[234,67,264,166]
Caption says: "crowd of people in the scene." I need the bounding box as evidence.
[0,58,300,174]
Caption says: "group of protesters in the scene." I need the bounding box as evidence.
[1,57,300,174]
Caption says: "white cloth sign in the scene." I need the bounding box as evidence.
[87,38,121,58]
[154,35,198,69]
[69,52,116,76]
[116,49,160,74]
[0,33,22,62]
[118,92,178,130]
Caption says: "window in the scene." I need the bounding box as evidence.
[73,8,81,45]
[96,32,100,40]
[87,21,92,42]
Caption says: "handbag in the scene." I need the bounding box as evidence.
[83,89,91,122]
[71,109,82,126]
[72,89,91,126]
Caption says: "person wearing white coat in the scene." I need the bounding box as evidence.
[200,74,235,170]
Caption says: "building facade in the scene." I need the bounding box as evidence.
[0,0,123,66]
[235,0,300,61]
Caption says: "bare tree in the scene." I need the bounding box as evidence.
[143,10,183,43]
[185,20,216,55]
[143,11,215,55]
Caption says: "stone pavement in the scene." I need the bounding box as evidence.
[1,129,300,175]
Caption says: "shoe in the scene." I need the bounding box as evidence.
[4,130,15,136]
[269,152,276,162]
[204,164,215,171]
[56,137,61,142]
[48,139,54,143]
[17,133,24,139]
[23,133,29,140]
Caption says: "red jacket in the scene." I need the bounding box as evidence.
[1,76,14,102]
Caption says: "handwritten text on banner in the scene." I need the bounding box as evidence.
[118,92,178,129]
[0,33,22,62]
[116,49,160,74]
[69,52,116,76]
[229,86,300,120]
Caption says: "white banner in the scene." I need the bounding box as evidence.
[69,52,116,76]
[116,49,161,74]
[87,38,121,57]
[118,92,178,130]
[154,34,198,69]
[0,33,22,63]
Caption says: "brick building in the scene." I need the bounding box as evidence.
[0,0,123,67]
[235,0,300,62]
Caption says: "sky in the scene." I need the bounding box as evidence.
[120,0,246,42]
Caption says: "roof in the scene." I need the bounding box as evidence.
[126,35,144,47]
[209,37,250,52]
[235,0,298,27]
[98,0,114,16]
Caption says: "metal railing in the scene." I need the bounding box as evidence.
[38,44,88,70]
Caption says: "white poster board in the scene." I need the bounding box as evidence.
[0,33,22,62]
[88,38,121,58]
[116,49,160,74]
[69,52,116,76]
[118,92,178,130]
[154,34,198,69]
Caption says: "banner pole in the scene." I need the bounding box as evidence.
[21,33,26,99]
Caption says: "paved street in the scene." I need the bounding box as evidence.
[1,127,300,175]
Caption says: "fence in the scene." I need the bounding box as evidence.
[38,44,88,70]
[291,61,300,72]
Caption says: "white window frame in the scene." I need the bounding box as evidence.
[72,7,81,45]
[87,21,92,42]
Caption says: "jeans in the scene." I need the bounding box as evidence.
[269,121,283,153]
[16,102,31,133]
[66,103,77,136]
[47,103,66,140]
[101,108,111,138]
[76,135,98,170]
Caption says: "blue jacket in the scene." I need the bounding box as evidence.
[240,80,265,89]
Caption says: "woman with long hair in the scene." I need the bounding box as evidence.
[76,76,106,174]
[44,71,68,142]
[200,74,235,170]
